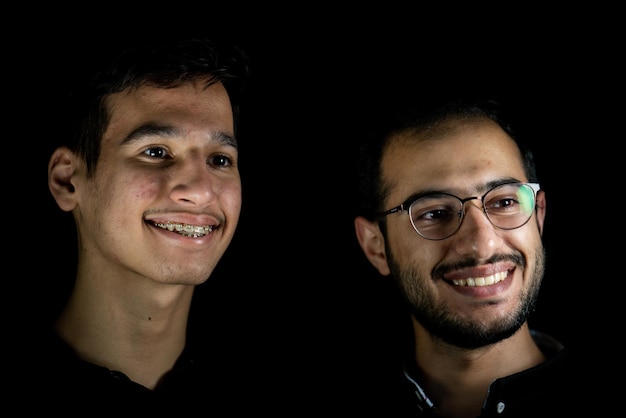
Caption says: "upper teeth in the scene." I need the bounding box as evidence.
[451,271,507,287]
[154,221,214,237]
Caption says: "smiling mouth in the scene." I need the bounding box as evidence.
[450,271,507,287]
[153,221,215,237]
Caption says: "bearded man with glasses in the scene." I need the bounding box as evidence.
[351,97,576,417]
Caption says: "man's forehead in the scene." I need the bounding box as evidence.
[381,121,524,193]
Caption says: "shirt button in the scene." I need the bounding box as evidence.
[496,401,506,414]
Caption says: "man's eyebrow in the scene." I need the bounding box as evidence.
[214,131,237,149]
[122,123,237,148]
[122,124,178,144]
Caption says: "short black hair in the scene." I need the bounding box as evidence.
[353,96,538,223]
[57,36,250,176]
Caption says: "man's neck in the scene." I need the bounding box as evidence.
[54,277,194,389]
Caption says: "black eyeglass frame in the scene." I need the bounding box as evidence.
[379,182,541,240]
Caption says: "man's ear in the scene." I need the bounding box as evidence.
[48,146,81,212]
[354,216,391,276]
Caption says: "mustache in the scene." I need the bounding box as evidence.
[433,252,525,278]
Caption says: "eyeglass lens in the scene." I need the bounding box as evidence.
[408,183,537,240]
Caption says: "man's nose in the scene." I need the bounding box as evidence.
[168,157,218,206]
[451,202,499,257]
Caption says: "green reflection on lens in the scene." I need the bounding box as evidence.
[518,185,534,215]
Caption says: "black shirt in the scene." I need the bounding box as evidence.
[12,328,255,415]
[365,330,582,417]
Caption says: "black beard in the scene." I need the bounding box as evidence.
[388,246,546,349]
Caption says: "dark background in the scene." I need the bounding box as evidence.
[9,9,616,404]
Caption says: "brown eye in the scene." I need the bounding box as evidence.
[208,154,233,167]
[143,147,170,159]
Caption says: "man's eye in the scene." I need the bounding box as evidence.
[143,147,170,159]
[209,154,233,167]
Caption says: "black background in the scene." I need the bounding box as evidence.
[9,8,616,404]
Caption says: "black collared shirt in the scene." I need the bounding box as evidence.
[397,330,580,417]
[13,328,253,415]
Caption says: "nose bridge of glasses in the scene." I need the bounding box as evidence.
[459,196,491,228]
[459,196,483,212]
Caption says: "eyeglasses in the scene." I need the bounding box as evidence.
[380,182,541,240]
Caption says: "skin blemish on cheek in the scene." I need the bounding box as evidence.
[133,180,161,200]
[136,189,158,199]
